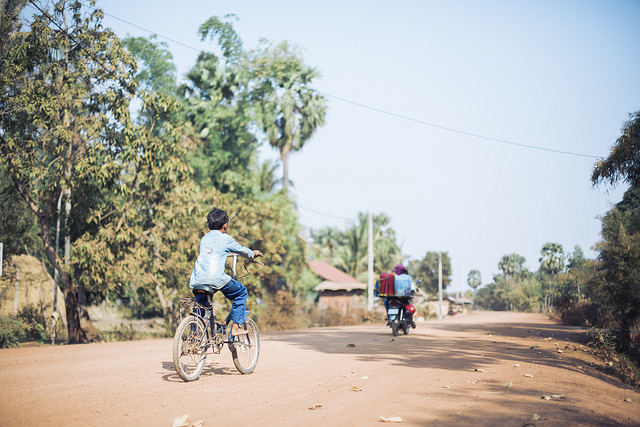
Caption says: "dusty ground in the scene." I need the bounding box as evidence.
[1,311,638,426]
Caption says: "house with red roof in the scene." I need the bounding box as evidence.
[308,260,366,315]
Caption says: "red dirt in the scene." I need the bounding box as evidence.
[1,311,638,426]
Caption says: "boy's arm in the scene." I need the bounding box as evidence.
[225,235,259,259]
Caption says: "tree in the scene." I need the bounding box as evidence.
[590,186,640,349]
[249,40,327,191]
[537,242,565,312]
[467,269,481,305]
[1,0,138,342]
[467,269,482,290]
[498,253,526,283]
[590,110,640,350]
[592,111,640,188]
[309,212,402,283]
[409,252,452,296]
[539,243,565,276]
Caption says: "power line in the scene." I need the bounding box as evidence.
[318,92,600,159]
[297,204,352,221]
[89,3,602,160]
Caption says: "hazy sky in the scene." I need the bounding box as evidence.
[93,0,639,291]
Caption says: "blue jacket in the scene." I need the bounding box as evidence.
[189,230,255,289]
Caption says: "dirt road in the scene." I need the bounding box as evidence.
[1,311,638,426]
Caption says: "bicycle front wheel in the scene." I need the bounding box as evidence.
[173,315,208,381]
[229,317,260,374]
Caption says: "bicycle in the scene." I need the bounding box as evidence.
[172,254,262,381]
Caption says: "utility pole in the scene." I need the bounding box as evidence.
[438,252,443,319]
[367,211,374,311]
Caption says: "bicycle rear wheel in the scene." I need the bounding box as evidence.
[173,315,208,381]
[229,317,260,374]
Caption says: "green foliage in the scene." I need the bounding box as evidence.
[475,268,542,312]
[0,166,41,257]
[539,243,565,276]
[309,212,402,282]
[249,39,327,189]
[467,270,481,290]
[0,317,26,348]
[122,35,177,97]
[409,251,452,296]
[180,51,258,195]
[592,111,640,188]
[498,253,527,283]
[1,0,138,343]
[0,308,47,348]
[589,185,640,349]
[586,328,640,388]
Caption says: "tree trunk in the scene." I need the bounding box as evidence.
[282,152,290,191]
[13,258,20,317]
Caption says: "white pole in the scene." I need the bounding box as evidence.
[438,252,443,319]
[367,211,374,311]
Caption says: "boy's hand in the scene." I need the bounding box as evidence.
[253,250,263,258]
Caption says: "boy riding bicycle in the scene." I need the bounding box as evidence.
[189,208,262,336]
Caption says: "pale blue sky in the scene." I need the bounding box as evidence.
[96,0,639,291]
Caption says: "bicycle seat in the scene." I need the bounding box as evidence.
[191,284,218,296]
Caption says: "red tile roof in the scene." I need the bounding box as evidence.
[308,260,362,284]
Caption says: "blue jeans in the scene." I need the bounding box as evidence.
[194,278,248,325]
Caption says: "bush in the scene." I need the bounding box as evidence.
[255,291,309,331]
[587,328,640,388]
[0,317,27,348]
[102,323,138,342]
[560,300,609,328]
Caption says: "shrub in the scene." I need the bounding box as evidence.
[0,317,27,348]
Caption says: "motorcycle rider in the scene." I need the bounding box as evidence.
[386,264,416,328]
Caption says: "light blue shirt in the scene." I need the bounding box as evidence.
[395,274,415,295]
[189,230,255,289]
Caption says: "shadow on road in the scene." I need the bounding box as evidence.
[264,313,623,390]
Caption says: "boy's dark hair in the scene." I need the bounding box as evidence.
[207,208,229,230]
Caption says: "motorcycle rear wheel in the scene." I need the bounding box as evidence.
[391,321,399,336]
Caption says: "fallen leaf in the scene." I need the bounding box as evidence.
[557,350,564,353]
[443,384,452,389]
[173,415,204,427]
[360,376,369,380]
[173,415,191,427]
[624,397,632,403]
[523,374,534,378]
[513,364,520,367]
[308,404,323,410]
[351,386,363,392]
[379,416,403,423]
[542,394,566,400]
[504,381,513,388]
[532,413,541,421]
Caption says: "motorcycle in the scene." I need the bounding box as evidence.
[386,295,416,336]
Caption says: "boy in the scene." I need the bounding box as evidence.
[189,208,262,336]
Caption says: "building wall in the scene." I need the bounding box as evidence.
[317,290,365,315]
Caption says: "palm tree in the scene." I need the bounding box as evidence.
[249,40,326,190]
[498,253,526,284]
